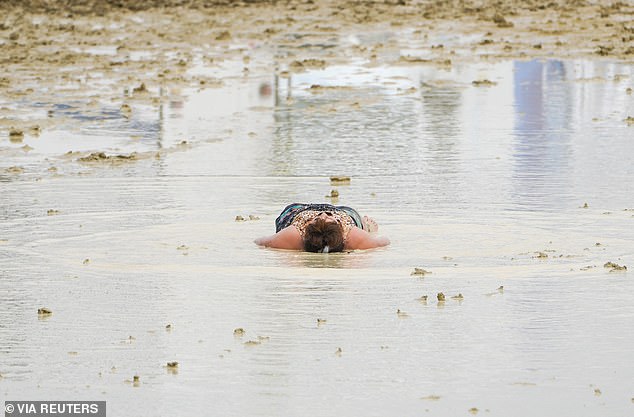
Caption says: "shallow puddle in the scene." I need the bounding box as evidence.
[1,55,634,417]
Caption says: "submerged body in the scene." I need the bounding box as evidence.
[255,203,390,252]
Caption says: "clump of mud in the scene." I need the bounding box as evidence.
[396,309,409,318]
[4,166,24,174]
[330,176,350,185]
[289,59,326,72]
[472,79,497,87]
[8,128,24,141]
[604,261,627,272]
[77,152,138,162]
[37,307,52,316]
[411,267,431,276]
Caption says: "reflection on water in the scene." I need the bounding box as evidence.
[512,60,573,208]
[1,57,633,417]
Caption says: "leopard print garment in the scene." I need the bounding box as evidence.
[291,210,355,241]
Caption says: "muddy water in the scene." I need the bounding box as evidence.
[1,57,634,417]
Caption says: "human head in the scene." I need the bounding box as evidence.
[303,216,344,253]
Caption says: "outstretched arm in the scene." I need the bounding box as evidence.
[254,226,304,250]
[344,227,390,250]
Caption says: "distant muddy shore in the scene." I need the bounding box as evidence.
[1,0,633,143]
[1,0,633,60]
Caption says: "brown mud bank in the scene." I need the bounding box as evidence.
[1,0,633,60]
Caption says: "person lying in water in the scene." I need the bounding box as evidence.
[255,203,390,252]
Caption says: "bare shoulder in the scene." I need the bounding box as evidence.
[254,226,303,250]
[344,227,390,250]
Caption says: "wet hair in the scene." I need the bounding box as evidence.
[303,217,345,253]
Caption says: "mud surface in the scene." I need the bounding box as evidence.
[1,0,633,164]
[2,1,633,140]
